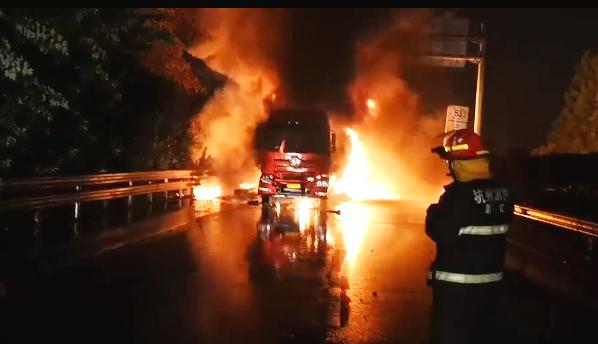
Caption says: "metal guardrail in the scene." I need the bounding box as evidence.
[2,171,596,238]
[514,205,598,238]
[0,170,202,189]
[0,170,206,211]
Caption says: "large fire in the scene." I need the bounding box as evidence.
[332,127,399,201]
[239,182,257,190]
[192,180,256,201]
[331,11,447,206]
[193,184,223,200]
[185,9,446,206]
[188,9,285,194]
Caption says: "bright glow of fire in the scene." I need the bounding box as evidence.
[338,202,370,270]
[188,9,283,192]
[239,182,257,190]
[192,184,222,200]
[296,197,315,232]
[333,128,398,201]
[366,98,379,117]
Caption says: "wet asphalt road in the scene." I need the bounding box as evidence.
[1,198,597,343]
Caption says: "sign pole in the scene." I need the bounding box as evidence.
[473,36,486,135]
[420,15,485,135]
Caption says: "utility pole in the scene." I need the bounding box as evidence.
[473,30,486,135]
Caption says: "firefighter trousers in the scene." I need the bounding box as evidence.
[430,281,505,344]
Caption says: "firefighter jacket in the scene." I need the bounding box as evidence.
[425,178,514,283]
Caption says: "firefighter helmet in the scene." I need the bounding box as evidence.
[432,129,490,160]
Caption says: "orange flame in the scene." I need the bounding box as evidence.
[334,12,448,205]
[295,197,316,232]
[192,184,222,200]
[366,98,379,117]
[332,127,399,201]
[239,182,257,190]
[188,9,286,193]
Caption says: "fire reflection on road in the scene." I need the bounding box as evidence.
[336,202,370,271]
[249,198,349,329]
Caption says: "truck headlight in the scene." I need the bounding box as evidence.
[260,175,273,184]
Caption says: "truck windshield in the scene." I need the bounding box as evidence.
[261,125,330,154]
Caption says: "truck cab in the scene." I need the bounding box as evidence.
[254,109,336,204]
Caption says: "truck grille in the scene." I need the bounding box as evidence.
[274,159,318,169]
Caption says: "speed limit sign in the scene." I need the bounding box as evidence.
[445,105,469,133]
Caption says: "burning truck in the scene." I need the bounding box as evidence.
[254,108,336,204]
[253,108,336,236]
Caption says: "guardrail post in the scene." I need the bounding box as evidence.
[102,200,109,228]
[146,198,153,217]
[190,176,197,199]
[163,178,169,211]
[586,237,594,262]
[127,182,133,224]
[146,180,154,217]
[147,181,153,203]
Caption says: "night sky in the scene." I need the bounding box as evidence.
[280,8,393,113]
[280,8,598,154]
[464,8,598,153]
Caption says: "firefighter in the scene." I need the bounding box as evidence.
[426,129,513,344]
